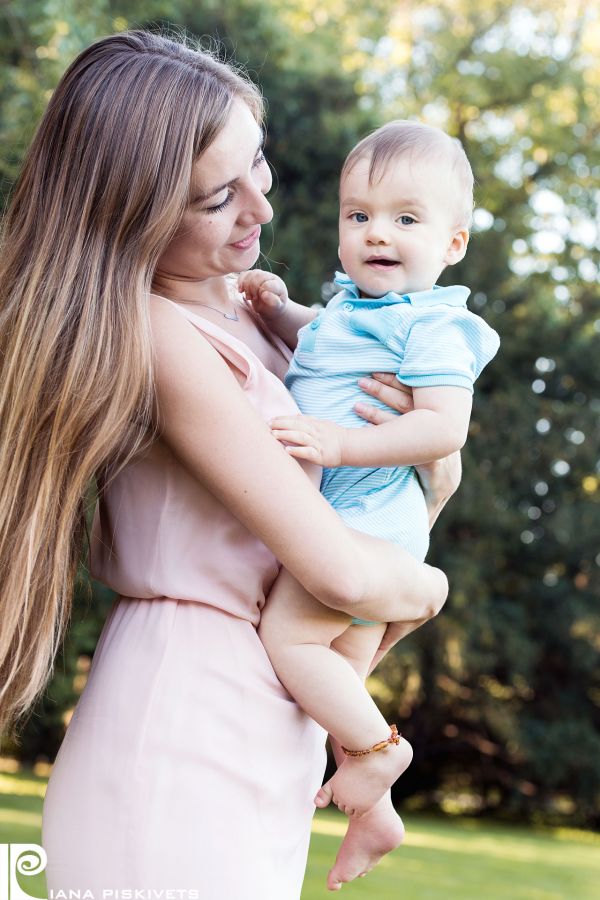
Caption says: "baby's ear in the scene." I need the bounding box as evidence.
[444,228,469,266]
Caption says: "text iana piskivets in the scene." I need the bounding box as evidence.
[49,892,202,899]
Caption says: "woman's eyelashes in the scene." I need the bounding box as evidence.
[252,150,266,169]
[205,191,234,213]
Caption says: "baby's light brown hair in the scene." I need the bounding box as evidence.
[341,120,474,228]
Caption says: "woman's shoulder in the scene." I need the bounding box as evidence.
[148,291,187,328]
[148,292,214,354]
[147,292,230,385]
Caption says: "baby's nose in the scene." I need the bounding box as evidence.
[365,220,391,244]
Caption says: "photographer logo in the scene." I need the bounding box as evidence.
[0,843,47,900]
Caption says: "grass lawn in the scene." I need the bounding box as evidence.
[305,808,600,899]
[1,767,599,899]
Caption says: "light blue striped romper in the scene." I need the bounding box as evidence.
[285,271,500,625]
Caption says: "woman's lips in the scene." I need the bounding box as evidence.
[230,227,261,250]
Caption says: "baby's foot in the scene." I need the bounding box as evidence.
[326,792,405,891]
[316,733,412,817]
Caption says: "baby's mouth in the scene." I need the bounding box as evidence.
[365,257,400,269]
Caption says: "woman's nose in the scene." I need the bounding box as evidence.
[250,190,273,225]
[241,170,273,225]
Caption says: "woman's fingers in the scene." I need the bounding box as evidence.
[416,451,462,494]
[357,374,414,413]
[353,402,397,425]
[377,621,411,656]
[373,372,409,388]
[354,372,413,423]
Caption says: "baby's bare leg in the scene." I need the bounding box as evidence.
[325,628,407,890]
[260,570,412,815]
[260,570,388,745]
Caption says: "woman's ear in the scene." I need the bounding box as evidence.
[444,228,469,266]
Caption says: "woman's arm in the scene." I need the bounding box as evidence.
[149,297,447,624]
[415,451,462,529]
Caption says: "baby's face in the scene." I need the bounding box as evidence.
[338,154,468,297]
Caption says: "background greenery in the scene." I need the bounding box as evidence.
[1,0,598,830]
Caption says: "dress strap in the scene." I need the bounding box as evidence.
[156,295,254,385]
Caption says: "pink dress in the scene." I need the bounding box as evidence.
[41,302,327,899]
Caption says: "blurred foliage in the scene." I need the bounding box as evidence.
[1,0,598,826]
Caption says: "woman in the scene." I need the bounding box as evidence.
[0,31,458,897]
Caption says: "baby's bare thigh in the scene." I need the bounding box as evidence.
[259,567,352,648]
[332,622,387,680]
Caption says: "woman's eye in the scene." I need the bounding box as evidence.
[252,150,267,169]
[204,191,234,214]
[399,215,416,225]
[352,212,368,223]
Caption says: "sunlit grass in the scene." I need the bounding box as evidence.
[305,809,600,899]
[0,767,599,899]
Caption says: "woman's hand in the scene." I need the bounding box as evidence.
[355,372,462,528]
[415,451,462,529]
[354,372,414,421]
[367,620,430,675]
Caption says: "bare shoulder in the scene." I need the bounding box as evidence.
[148,292,187,343]
[149,292,213,362]
[147,292,238,407]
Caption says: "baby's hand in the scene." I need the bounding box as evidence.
[270,415,346,467]
[238,269,288,320]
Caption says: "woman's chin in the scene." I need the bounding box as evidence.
[229,244,261,273]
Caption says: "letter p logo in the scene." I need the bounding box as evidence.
[0,844,47,900]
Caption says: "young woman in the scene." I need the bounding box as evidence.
[0,31,458,897]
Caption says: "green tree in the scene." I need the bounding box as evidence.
[0,1,110,188]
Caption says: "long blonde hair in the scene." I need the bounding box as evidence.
[0,30,263,739]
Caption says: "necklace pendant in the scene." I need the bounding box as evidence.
[223,310,240,321]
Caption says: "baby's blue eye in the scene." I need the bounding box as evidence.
[400,215,416,225]
[352,212,368,223]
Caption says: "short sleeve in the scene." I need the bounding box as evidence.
[388,307,500,392]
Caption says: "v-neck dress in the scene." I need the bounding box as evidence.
[41,300,327,899]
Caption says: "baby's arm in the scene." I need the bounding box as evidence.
[238,268,316,349]
[270,385,473,468]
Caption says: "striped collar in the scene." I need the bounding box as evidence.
[333,271,470,308]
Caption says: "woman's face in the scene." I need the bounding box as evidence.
[156,99,273,283]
